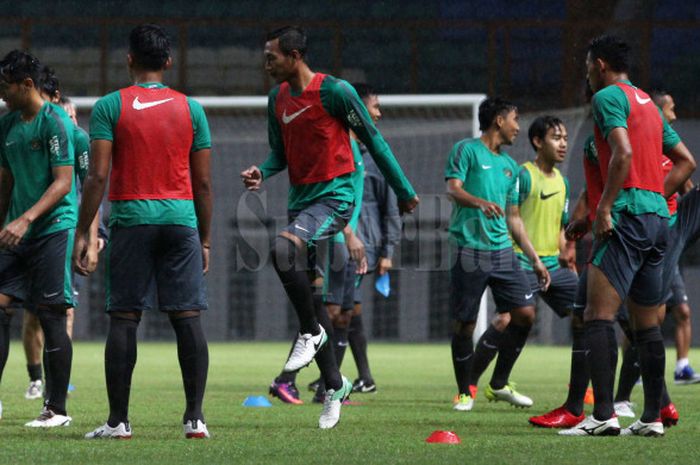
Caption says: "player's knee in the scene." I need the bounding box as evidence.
[335,311,352,328]
[109,311,142,323]
[169,310,201,321]
[491,312,511,331]
[453,320,475,338]
[272,235,301,273]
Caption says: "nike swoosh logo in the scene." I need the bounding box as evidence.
[481,165,492,170]
[132,96,174,110]
[482,341,498,350]
[45,347,62,353]
[540,191,560,200]
[43,291,60,299]
[662,159,672,166]
[5,141,15,147]
[282,105,312,124]
[573,303,585,308]
[525,293,534,299]
[294,224,310,233]
[455,354,473,362]
[634,91,651,105]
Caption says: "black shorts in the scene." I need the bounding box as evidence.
[0,229,74,308]
[324,241,357,311]
[526,266,578,318]
[591,211,668,306]
[106,225,206,312]
[284,198,353,272]
[450,247,534,323]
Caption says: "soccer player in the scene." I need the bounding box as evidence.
[446,97,550,412]
[0,50,77,427]
[560,35,694,437]
[76,24,212,439]
[651,89,700,385]
[21,67,101,401]
[241,26,418,428]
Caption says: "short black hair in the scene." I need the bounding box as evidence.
[40,65,60,98]
[588,35,630,73]
[650,88,670,106]
[0,50,42,86]
[528,115,565,151]
[351,82,376,101]
[129,23,171,71]
[267,26,307,58]
[478,97,517,131]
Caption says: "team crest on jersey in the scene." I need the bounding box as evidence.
[503,168,513,179]
[30,138,42,151]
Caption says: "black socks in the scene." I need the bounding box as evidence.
[451,331,474,395]
[0,310,10,385]
[271,236,319,335]
[105,316,139,427]
[38,308,72,416]
[490,323,530,390]
[170,315,209,423]
[635,326,666,423]
[564,325,590,416]
[469,324,503,387]
[348,314,373,382]
[585,320,618,420]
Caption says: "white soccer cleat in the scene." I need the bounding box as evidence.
[25,407,72,428]
[485,383,533,408]
[621,418,664,437]
[453,394,474,411]
[184,419,210,439]
[613,401,636,418]
[25,380,43,400]
[283,326,328,372]
[85,422,132,439]
[558,415,621,436]
[319,377,352,429]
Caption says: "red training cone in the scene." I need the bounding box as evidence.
[426,430,461,444]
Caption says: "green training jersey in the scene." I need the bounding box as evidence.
[260,75,415,211]
[74,125,90,186]
[515,161,570,271]
[90,82,211,228]
[0,102,77,238]
[332,138,365,244]
[445,138,519,251]
[592,80,679,217]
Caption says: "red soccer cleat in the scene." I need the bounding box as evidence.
[660,402,679,427]
[529,405,585,428]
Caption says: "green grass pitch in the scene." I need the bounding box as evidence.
[1,342,699,464]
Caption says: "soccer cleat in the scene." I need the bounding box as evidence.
[452,385,478,404]
[184,419,210,439]
[25,407,72,427]
[660,402,679,427]
[85,422,132,439]
[283,326,328,372]
[485,383,533,408]
[25,380,43,400]
[583,387,595,405]
[558,415,620,436]
[351,378,377,393]
[308,378,321,392]
[613,400,635,418]
[453,394,473,412]
[529,406,585,428]
[620,418,664,437]
[318,377,352,429]
[269,380,303,405]
[674,365,700,385]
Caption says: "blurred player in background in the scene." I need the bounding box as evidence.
[76,24,213,439]
[0,50,77,426]
[445,97,549,413]
[242,26,418,428]
[650,89,700,385]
